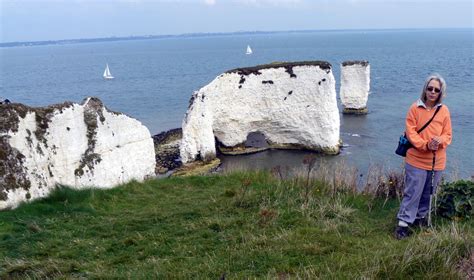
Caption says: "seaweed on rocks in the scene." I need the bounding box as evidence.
[152,128,183,174]
[153,128,182,144]
[216,132,270,155]
[342,107,368,115]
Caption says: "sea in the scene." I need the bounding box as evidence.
[1,29,473,179]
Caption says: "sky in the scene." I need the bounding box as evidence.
[0,0,473,43]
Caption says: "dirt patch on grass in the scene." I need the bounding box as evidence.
[457,247,473,280]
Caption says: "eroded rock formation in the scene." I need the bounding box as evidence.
[0,97,155,210]
[340,60,370,114]
[180,61,341,164]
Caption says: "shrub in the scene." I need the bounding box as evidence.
[436,180,474,220]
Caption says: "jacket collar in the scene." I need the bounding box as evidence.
[417,99,442,109]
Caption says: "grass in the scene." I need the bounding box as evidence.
[0,170,472,279]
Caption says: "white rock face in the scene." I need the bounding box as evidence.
[340,61,370,110]
[180,62,341,164]
[0,97,156,210]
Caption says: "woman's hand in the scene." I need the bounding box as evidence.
[427,137,441,151]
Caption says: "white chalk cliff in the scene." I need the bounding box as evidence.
[340,61,370,111]
[180,61,341,164]
[0,97,156,210]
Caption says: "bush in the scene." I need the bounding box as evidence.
[436,180,474,220]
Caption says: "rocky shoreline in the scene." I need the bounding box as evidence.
[152,128,221,177]
[152,128,182,174]
[152,127,342,176]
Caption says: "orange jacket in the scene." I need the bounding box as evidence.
[405,102,452,171]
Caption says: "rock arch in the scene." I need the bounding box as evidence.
[180,61,341,164]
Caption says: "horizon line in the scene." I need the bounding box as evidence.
[1,27,472,47]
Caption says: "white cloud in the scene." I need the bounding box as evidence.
[1,0,469,5]
[204,0,216,5]
[233,0,303,5]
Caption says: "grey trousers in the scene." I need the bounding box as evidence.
[397,163,443,224]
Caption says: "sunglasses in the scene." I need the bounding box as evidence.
[426,86,441,93]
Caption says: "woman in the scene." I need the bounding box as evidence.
[394,74,452,240]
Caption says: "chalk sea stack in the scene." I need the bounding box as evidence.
[340,60,370,114]
[180,61,341,164]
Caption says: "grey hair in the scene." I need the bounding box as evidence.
[420,73,447,105]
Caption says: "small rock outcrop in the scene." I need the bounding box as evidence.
[0,97,156,210]
[152,128,222,176]
[180,61,341,164]
[152,128,182,174]
[340,61,370,114]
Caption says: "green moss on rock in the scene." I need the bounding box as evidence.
[33,102,74,146]
[0,136,31,201]
[0,103,30,134]
[73,98,104,177]
[173,158,221,177]
[0,97,123,202]
[218,145,269,155]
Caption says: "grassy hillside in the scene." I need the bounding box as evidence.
[0,171,472,279]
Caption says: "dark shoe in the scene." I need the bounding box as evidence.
[413,217,428,228]
[394,226,411,240]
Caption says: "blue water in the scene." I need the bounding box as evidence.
[1,29,473,178]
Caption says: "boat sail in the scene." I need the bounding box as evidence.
[103,64,114,80]
[246,45,253,55]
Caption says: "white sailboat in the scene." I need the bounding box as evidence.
[246,45,253,55]
[103,63,114,80]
